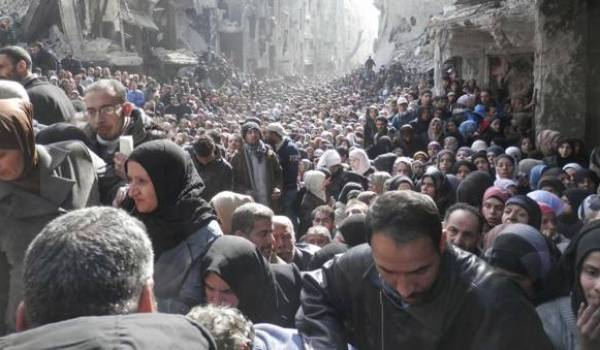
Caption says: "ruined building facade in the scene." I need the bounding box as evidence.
[12,0,367,78]
[374,0,600,147]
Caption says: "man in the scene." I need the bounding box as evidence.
[188,134,233,201]
[316,149,366,201]
[311,205,336,235]
[126,80,145,108]
[83,79,155,204]
[272,215,319,271]
[296,191,553,349]
[443,203,484,255]
[265,123,300,222]
[60,52,82,76]
[391,97,412,129]
[29,42,59,74]
[419,89,433,107]
[0,207,215,348]
[231,122,283,209]
[0,46,74,125]
[231,203,275,260]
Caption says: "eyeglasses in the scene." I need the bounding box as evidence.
[86,104,121,118]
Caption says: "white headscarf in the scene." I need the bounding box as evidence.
[304,170,327,202]
[349,148,370,175]
[316,149,342,169]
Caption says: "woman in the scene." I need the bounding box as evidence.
[125,139,222,310]
[0,98,101,331]
[348,148,373,177]
[426,117,444,144]
[481,186,510,234]
[392,157,413,178]
[559,188,592,238]
[419,167,455,217]
[452,159,477,181]
[495,154,516,180]
[484,223,560,305]
[201,235,300,327]
[536,220,600,350]
[502,195,542,230]
[299,170,327,236]
[210,191,254,235]
[435,150,455,175]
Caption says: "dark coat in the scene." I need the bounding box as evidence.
[0,142,100,333]
[23,75,75,125]
[275,138,301,190]
[188,148,234,202]
[296,244,553,350]
[0,313,216,349]
[230,145,283,208]
[298,191,326,237]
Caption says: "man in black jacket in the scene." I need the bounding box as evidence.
[296,190,553,349]
[0,46,74,125]
[265,123,300,223]
[188,134,233,201]
[0,207,215,349]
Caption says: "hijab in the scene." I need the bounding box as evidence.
[505,195,542,229]
[338,213,369,247]
[126,139,216,257]
[201,235,280,324]
[0,98,37,180]
[349,148,370,176]
[210,191,254,235]
[537,129,561,157]
[303,170,327,202]
[560,220,600,315]
[483,223,559,304]
[456,171,494,207]
[527,190,565,216]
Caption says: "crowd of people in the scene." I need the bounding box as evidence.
[0,43,599,349]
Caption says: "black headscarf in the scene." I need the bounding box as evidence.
[456,171,493,208]
[421,168,455,216]
[126,139,215,257]
[505,195,542,230]
[560,220,600,315]
[339,214,369,247]
[201,235,281,324]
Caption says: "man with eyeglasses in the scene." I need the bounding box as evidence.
[83,79,155,204]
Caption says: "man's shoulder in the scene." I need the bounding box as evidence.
[0,313,216,349]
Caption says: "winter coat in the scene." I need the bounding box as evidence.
[536,296,578,350]
[0,142,100,332]
[230,145,283,209]
[296,244,553,350]
[298,191,326,237]
[0,313,216,349]
[275,138,301,191]
[22,75,75,125]
[188,149,234,202]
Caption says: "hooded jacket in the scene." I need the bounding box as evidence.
[296,243,553,350]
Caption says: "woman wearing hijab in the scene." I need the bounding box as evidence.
[452,159,477,181]
[210,191,254,235]
[435,149,455,175]
[536,220,600,350]
[502,195,543,230]
[419,167,455,217]
[201,235,300,327]
[299,170,327,236]
[481,186,510,234]
[484,223,561,305]
[0,98,100,332]
[495,154,516,180]
[559,188,593,238]
[124,139,222,311]
[456,170,494,208]
[348,148,373,177]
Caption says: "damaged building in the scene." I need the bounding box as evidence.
[13,0,369,79]
[375,0,600,147]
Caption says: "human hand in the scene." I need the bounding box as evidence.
[577,302,600,350]
[114,152,128,180]
[112,185,129,208]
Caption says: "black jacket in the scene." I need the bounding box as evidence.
[188,148,234,201]
[0,313,216,349]
[275,138,301,190]
[23,75,75,125]
[296,244,553,349]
